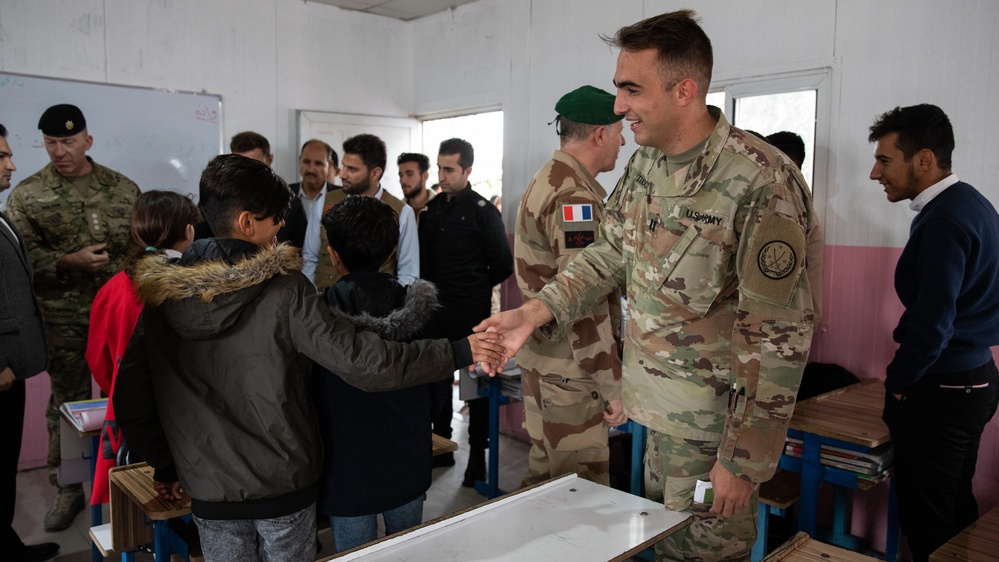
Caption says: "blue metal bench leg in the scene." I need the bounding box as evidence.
[752,501,769,562]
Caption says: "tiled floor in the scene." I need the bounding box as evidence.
[12,386,530,561]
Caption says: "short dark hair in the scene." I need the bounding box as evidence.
[868,104,954,170]
[0,123,7,138]
[199,154,292,238]
[766,131,806,168]
[438,138,474,169]
[556,116,599,144]
[123,191,201,277]
[321,196,398,273]
[301,139,339,169]
[342,134,386,173]
[397,153,430,174]
[229,131,271,157]
[605,10,713,97]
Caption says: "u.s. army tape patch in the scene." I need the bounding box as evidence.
[742,213,805,306]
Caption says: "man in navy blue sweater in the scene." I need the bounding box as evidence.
[870,104,999,562]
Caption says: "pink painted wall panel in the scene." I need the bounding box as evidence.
[18,373,51,471]
[810,244,999,553]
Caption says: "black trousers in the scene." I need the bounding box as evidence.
[467,397,488,451]
[0,379,26,552]
[883,360,999,562]
[429,378,454,440]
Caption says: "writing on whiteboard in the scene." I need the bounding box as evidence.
[195,105,218,124]
[0,76,26,89]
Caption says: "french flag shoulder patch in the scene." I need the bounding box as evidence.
[562,204,593,222]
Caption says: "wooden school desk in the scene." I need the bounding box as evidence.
[764,532,881,562]
[321,473,690,561]
[929,503,999,562]
[778,379,900,560]
[106,463,193,561]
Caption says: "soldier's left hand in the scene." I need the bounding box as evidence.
[603,399,627,426]
[707,461,754,517]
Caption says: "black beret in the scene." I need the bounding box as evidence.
[38,104,86,137]
[555,86,623,125]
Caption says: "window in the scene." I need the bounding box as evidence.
[708,69,831,190]
[422,110,504,202]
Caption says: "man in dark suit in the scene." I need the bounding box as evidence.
[0,123,59,562]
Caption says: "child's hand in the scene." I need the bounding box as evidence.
[466,329,505,375]
[154,481,189,502]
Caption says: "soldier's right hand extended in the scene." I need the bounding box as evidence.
[60,243,110,273]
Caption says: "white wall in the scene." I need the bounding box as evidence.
[0,0,411,183]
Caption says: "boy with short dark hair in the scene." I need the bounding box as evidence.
[114,154,504,562]
[314,196,438,551]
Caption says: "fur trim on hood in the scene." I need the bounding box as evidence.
[133,243,303,306]
[336,279,439,342]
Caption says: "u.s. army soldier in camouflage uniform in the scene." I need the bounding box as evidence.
[516,85,628,488]
[6,104,139,531]
[478,11,819,561]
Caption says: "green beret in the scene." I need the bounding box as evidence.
[38,104,86,137]
[555,86,623,125]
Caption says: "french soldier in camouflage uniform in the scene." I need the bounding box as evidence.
[5,104,139,531]
[479,11,819,561]
[515,86,628,487]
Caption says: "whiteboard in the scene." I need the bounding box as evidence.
[0,72,223,208]
[297,111,420,200]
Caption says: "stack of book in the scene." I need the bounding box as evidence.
[784,437,893,479]
[59,397,108,433]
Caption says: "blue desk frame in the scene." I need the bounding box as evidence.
[476,374,513,499]
[779,428,900,561]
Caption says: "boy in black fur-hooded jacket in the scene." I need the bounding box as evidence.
[313,196,440,552]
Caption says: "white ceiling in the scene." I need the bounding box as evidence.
[307,0,481,21]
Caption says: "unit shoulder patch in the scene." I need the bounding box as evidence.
[741,213,806,306]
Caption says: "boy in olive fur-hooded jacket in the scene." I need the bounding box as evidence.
[113,154,504,562]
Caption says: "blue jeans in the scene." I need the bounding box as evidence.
[193,503,316,562]
[332,495,424,552]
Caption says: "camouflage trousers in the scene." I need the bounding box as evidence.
[645,429,758,562]
[520,372,610,487]
[45,325,92,486]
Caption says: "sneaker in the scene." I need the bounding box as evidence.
[43,486,85,532]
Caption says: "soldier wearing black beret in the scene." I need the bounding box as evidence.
[5,104,140,531]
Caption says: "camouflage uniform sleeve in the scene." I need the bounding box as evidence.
[545,188,622,401]
[717,169,815,483]
[535,168,631,340]
[4,185,65,284]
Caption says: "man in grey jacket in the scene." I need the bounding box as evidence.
[0,123,60,562]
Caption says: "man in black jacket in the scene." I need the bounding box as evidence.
[114,154,504,562]
[0,123,60,562]
[419,138,514,487]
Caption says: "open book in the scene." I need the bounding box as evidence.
[59,398,108,433]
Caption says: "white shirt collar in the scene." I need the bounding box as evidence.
[162,249,183,259]
[910,174,959,212]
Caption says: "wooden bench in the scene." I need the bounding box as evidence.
[432,433,458,456]
[929,503,999,562]
[752,470,803,561]
[764,532,880,561]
